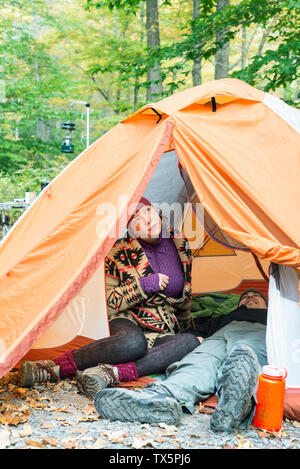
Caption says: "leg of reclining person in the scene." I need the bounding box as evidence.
[210,321,267,432]
[224,321,267,371]
[155,336,227,414]
[93,334,227,425]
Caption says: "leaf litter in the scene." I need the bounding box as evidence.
[1,369,300,449]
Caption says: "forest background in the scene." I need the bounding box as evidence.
[0,0,299,229]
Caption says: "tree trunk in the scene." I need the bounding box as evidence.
[134,1,146,110]
[192,0,202,86]
[241,26,247,69]
[214,0,230,80]
[32,13,51,142]
[37,119,51,142]
[146,0,162,101]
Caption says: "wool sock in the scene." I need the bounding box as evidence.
[54,350,78,378]
[114,362,139,382]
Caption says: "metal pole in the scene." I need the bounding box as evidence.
[86,103,90,148]
[1,207,5,239]
[68,99,90,149]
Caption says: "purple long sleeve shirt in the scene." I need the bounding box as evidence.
[138,233,185,299]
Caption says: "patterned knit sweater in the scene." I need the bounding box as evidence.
[105,232,193,348]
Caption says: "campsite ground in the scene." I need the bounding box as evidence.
[1,371,300,452]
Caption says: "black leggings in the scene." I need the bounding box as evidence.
[72,318,200,377]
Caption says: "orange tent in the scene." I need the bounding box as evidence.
[0,78,299,390]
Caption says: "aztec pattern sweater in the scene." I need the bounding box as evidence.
[105,233,193,348]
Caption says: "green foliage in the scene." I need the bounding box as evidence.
[84,0,299,103]
[0,0,87,178]
[158,0,299,97]
[0,0,299,188]
[0,154,71,201]
[232,1,300,98]
[86,0,172,13]
[0,136,68,173]
[0,153,70,232]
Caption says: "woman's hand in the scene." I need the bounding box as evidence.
[158,273,169,291]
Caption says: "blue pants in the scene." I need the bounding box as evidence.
[159,321,267,414]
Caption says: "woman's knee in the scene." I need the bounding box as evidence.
[180,333,201,349]
[155,332,199,350]
[109,318,148,361]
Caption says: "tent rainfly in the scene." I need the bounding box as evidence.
[0,78,300,416]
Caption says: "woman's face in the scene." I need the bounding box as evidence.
[128,205,162,240]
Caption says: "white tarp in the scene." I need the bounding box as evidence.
[267,264,300,388]
[264,93,300,134]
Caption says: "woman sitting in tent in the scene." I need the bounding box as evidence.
[20,197,201,397]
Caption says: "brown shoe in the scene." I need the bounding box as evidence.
[76,364,119,400]
[20,360,60,387]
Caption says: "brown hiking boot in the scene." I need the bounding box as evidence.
[20,360,60,387]
[76,364,119,400]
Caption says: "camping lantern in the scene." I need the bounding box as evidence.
[61,121,76,153]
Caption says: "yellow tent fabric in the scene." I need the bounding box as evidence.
[0,78,299,378]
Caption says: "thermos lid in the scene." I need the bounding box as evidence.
[262,365,287,378]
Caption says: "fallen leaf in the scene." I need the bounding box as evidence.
[154,427,177,438]
[36,396,52,402]
[101,430,129,444]
[0,406,32,426]
[63,440,77,449]
[236,439,253,449]
[77,416,100,423]
[131,437,155,449]
[41,437,58,447]
[0,371,20,387]
[271,429,286,439]
[236,434,253,449]
[19,424,34,438]
[81,404,98,415]
[92,438,106,449]
[55,416,66,421]
[158,423,178,432]
[25,439,45,448]
[14,388,27,399]
[26,398,48,410]
[40,420,52,429]
[50,405,72,413]
[257,430,271,438]
[76,428,89,435]
[18,404,30,413]
[133,432,152,440]
[196,402,214,414]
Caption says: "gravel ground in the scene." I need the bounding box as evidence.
[1,371,300,453]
